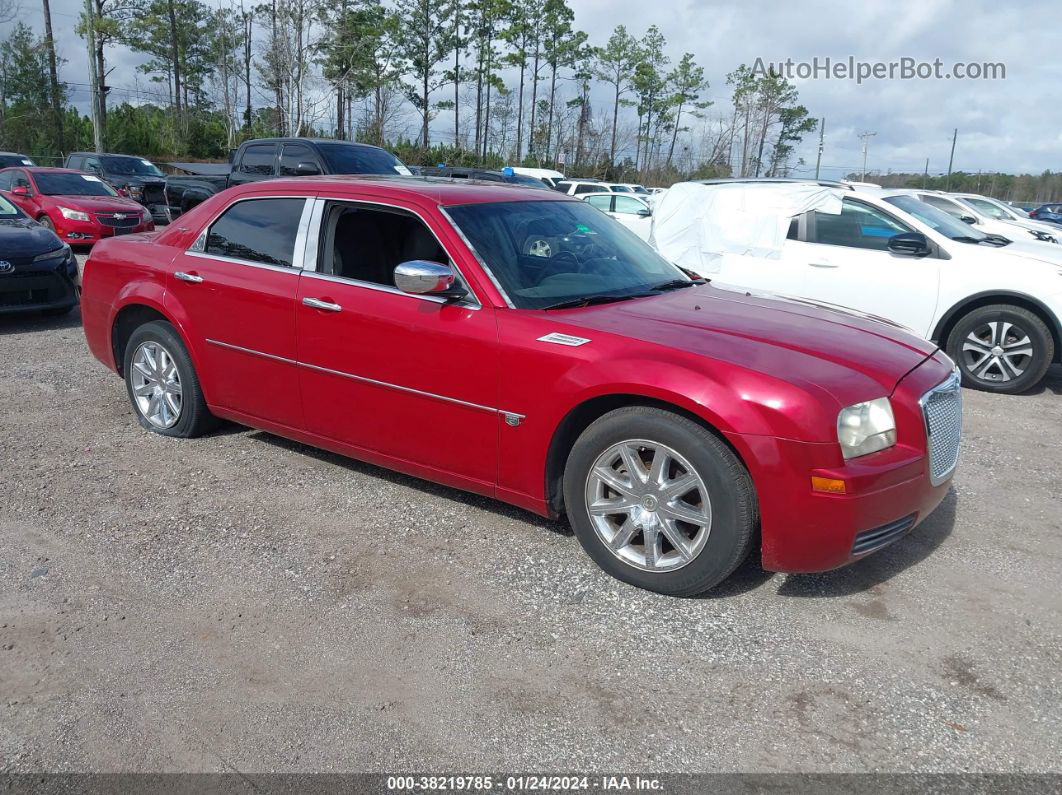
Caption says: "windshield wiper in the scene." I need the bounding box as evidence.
[649,278,705,291]
[950,235,986,244]
[542,293,654,310]
[982,234,1012,246]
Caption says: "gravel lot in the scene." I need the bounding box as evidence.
[2,263,1061,773]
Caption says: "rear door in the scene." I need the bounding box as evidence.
[165,193,314,427]
[229,144,278,187]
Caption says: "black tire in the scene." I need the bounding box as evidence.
[563,406,758,597]
[37,215,55,232]
[122,320,218,438]
[946,304,1054,394]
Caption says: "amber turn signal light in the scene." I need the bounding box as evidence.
[811,476,847,494]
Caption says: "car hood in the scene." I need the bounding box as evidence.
[46,195,146,214]
[554,284,938,402]
[983,237,1062,265]
[0,216,64,258]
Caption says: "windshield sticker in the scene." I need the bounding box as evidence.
[21,159,32,165]
[140,160,154,167]
[394,165,413,176]
[81,175,102,182]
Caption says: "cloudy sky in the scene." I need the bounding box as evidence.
[6,0,1059,176]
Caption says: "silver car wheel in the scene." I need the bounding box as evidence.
[584,439,712,573]
[130,341,183,429]
[961,320,1034,383]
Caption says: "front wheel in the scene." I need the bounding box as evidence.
[946,305,1054,394]
[123,320,218,437]
[37,215,55,232]
[563,407,758,596]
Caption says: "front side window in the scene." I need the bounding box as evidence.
[811,198,911,251]
[317,201,452,289]
[0,194,22,216]
[613,196,647,215]
[239,145,277,175]
[445,199,688,310]
[920,194,968,219]
[205,198,305,267]
[0,171,11,190]
[964,197,1009,220]
[279,144,317,176]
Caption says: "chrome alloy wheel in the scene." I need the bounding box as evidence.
[961,320,1034,383]
[584,439,712,572]
[130,341,183,429]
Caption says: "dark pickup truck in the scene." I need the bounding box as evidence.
[165,137,412,218]
[65,152,171,224]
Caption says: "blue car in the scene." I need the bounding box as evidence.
[1029,204,1062,226]
[0,193,79,316]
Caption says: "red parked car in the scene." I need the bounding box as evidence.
[80,177,961,596]
[0,166,154,245]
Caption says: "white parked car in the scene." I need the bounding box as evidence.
[508,166,566,188]
[864,188,1061,247]
[583,192,653,241]
[948,192,1060,242]
[653,182,1062,393]
[553,179,615,196]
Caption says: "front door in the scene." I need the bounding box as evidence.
[785,197,941,335]
[295,198,500,488]
[165,194,312,428]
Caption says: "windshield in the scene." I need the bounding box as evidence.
[966,196,1020,220]
[506,173,552,189]
[317,143,410,175]
[100,156,164,177]
[445,200,690,310]
[0,194,23,216]
[36,172,119,197]
[884,195,988,241]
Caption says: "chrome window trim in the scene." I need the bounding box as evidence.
[186,251,300,275]
[438,205,516,309]
[184,194,313,269]
[207,338,524,420]
[306,196,482,310]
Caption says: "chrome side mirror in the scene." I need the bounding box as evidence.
[394,260,466,298]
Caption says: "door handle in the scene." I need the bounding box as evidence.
[175,271,204,283]
[808,262,839,268]
[302,297,342,312]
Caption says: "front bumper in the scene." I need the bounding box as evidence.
[735,352,959,573]
[53,215,154,244]
[0,255,79,314]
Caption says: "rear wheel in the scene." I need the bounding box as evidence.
[122,320,218,437]
[563,407,757,596]
[946,304,1053,394]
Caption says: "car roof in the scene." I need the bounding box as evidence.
[233,175,575,206]
[17,167,88,174]
[240,138,388,149]
[693,177,853,189]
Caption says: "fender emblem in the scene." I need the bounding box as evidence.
[537,332,591,347]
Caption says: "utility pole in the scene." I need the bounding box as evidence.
[42,0,65,155]
[814,117,825,179]
[858,130,876,182]
[946,128,957,191]
[83,0,103,152]
[922,157,929,189]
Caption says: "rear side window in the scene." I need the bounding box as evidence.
[67,155,84,169]
[920,195,965,219]
[205,198,305,267]
[574,184,602,195]
[239,145,277,175]
[586,194,613,211]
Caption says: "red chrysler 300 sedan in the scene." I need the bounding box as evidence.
[0,166,154,245]
[80,177,961,596]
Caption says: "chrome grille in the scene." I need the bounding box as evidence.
[920,369,962,485]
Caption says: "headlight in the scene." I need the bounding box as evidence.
[127,185,144,200]
[33,243,71,262]
[837,397,896,459]
[58,207,90,222]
